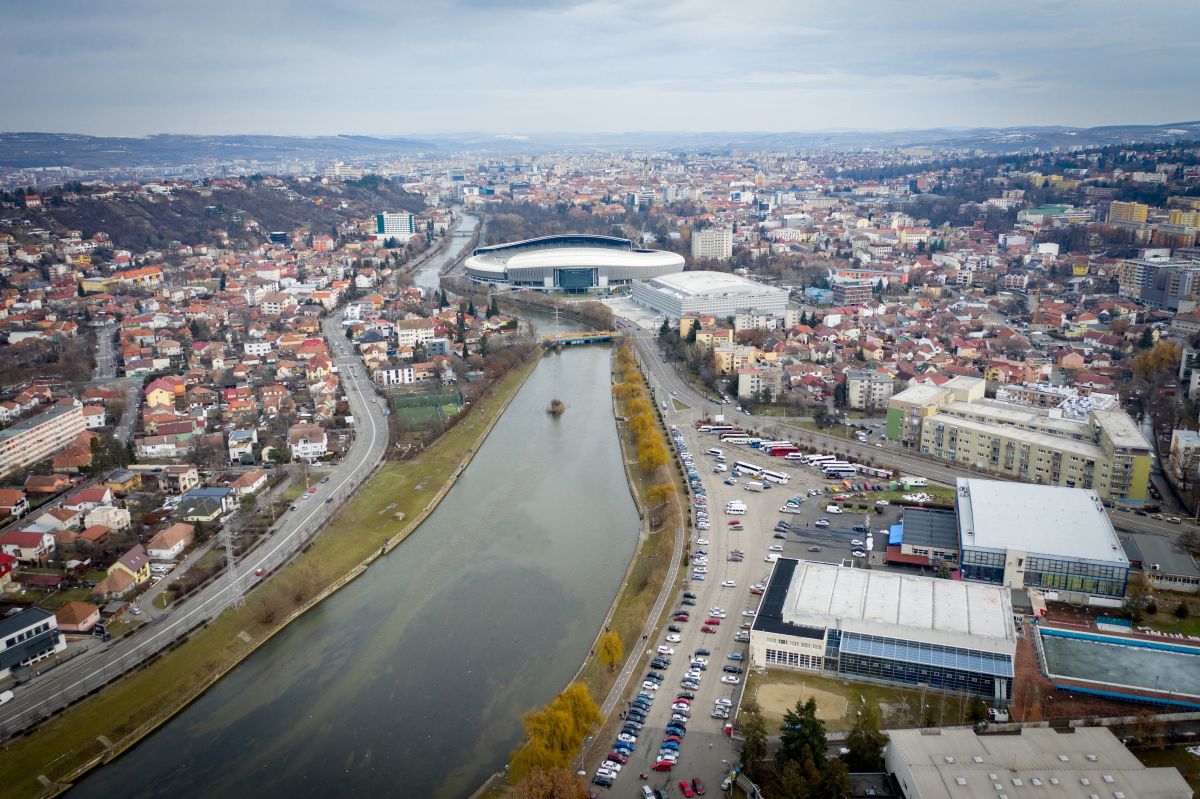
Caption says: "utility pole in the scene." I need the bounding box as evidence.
[222,522,244,609]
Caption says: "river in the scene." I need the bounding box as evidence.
[413,212,478,295]
[69,339,638,799]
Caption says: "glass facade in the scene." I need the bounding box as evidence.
[835,632,1012,699]
[961,546,1128,597]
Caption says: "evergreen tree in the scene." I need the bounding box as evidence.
[467,300,476,316]
[686,323,698,345]
[778,697,827,770]
[659,319,671,337]
[845,704,887,772]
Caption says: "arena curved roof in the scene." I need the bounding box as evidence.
[464,234,685,289]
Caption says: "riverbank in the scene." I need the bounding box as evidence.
[0,352,542,799]
[490,340,687,792]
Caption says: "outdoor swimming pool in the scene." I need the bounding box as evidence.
[1038,627,1200,706]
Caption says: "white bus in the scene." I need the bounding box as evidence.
[759,469,791,485]
[733,460,763,476]
[803,454,837,467]
[822,463,857,478]
[720,436,750,445]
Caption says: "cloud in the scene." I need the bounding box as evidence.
[0,0,1196,135]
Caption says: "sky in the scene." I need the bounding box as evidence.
[4,0,1199,137]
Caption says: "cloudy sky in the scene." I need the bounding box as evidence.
[5,0,1198,137]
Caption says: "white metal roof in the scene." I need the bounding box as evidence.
[781,560,1014,651]
[646,270,785,297]
[956,478,1127,565]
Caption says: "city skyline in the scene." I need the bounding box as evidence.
[4,0,1199,137]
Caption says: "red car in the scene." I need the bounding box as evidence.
[308,486,317,494]
[673,614,689,622]
[254,567,265,577]
[692,778,705,795]
[679,780,695,797]
[607,751,628,764]
[705,618,720,625]
[700,626,716,634]
[653,761,673,772]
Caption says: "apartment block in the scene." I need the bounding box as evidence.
[830,277,875,306]
[690,228,733,260]
[887,377,1151,503]
[845,370,894,411]
[0,402,86,478]
[1107,201,1149,224]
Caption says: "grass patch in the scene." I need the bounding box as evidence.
[1136,745,1200,793]
[151,592,171,610]
[745,669,976,733]
[35,588,94,612]
[792,421,861,441]
[0,356,539,799]
[1141,596,1200,636]
[671,397,690,411]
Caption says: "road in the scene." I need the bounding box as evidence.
[626,327,1195,542]
[92,322,117,382]
[0,309,389,738]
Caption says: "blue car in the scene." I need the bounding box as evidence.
[661,740,680,751]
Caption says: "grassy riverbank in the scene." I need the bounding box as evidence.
[0,354,540,799]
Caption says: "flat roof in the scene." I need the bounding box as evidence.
[898,508,960,552]
[765,559,1014,652]
[885,726,1191,799]
[889,383,949,407]
[927,410,1108,460]
[645,270,786,297]
[956,479,1127,565]
[1093,408,1152,449]
[1125,532,1200,578]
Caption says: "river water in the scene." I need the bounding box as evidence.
[413,212,478,295]
[69,340,638,799]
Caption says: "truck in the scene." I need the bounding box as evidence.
[744,481,764,492]
[986,707,1009,723]
[900,477,928,488]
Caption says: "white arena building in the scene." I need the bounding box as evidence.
[463,234,684,293]
[631,270,789,319]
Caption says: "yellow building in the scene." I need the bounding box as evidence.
[108,544,151,585]
[1107,201,1149,225]
[144,386,175,409]
[888,377,1151,503]
[1168,209,1200,227]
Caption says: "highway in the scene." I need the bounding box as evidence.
[0,310,389,738]
[627,328,1194,542]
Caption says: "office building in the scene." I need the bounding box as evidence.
[955,478,1130,600]
[464,234,684,293]
[375,212,418,241]
[885,726,1191,799]
[0,607,66,679]
[632,270,788,319]
[750,559,1015,700]
[886,377,1151,503]
[690,228,733,260]
[0,402,86,478]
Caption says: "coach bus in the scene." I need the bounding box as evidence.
[733,460,764,476]
[759,468,791,485]
[855,464,894,479]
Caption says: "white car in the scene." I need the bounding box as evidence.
[715,697,733,706]
[742,610,755,617]
[601,760,623,772]
[691,657,708,666]
[696,538,709,545]
[666,634,682,643]
[851,539,864,547]
[721,675,742,685]
[814,519,830,528]
[709,607,725,615]
[768,545,783,552]
[658,646,674,655]
[642,681,660,691]
[722,580,737,588]
[875,499,890,506]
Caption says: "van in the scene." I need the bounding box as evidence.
[745,481,764,492]
[764,553,779,563]
[706,448,723,457]
[825,505,844,514]
[0,689,13,705]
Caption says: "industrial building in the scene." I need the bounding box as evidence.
[631,270,788,319]
[886,376,1151,503]
[885,508,959,569]
[463,234,684,293]
[885,726,1191,799]
[955,478,1130,601]
[750,559,1015,701]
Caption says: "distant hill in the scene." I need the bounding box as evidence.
[2,123,1198,171]
[0,133,436,170]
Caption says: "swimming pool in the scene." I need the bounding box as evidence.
[1038,627,1200,704]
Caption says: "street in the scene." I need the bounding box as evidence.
[0,310,389,736]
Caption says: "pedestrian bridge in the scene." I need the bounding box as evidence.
[541,330,619,346]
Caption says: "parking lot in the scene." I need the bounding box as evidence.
[594,402,906,794]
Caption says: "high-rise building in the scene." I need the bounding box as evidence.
[1107,200,1149,224]
[690,228,733,260]
[831,277,875,306]
[375,212,417,241]
[0,402,86,478]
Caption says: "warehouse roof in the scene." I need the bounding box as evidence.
[956,479,1127,566]
[774,559,1014,652]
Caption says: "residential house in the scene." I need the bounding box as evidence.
[146,523,195,561]
[0,530,55,564]
[108,544,151,586]
[230,469,269,497]
[54,601,101,633]
[0,488,29,518]
[289,423,328,462]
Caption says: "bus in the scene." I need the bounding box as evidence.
[752,440,791,450]
[697,423,737,434]
[733,460,764,476]
[720,436,750,445]
[856,464,894,479]
[803,454,837,467]
[821,462,856,477]
[767,444,799,456]
[759,468,791,485]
